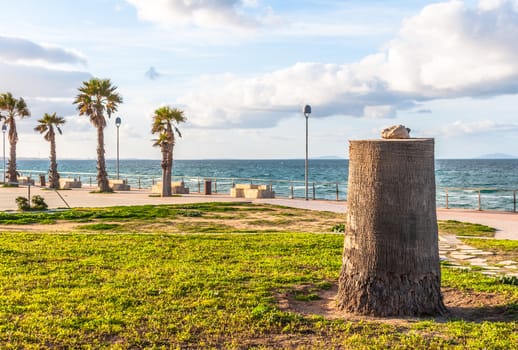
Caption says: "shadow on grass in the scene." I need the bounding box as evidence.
[444,304,518,322]
[277,283,518,324]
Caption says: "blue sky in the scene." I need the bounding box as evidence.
[1,0,518,159]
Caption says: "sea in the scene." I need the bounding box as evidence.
[10,158,518,212]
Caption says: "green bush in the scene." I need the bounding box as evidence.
[15,195,48,211]
[31,195,48,210]
[15,196,30,211]
[331,223,345,233]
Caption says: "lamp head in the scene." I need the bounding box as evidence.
[303,104,311,117]
[115,117,122,127]
[1,124,6,133]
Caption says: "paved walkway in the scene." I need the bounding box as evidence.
[257,198,518,241]
[439,234,518,278]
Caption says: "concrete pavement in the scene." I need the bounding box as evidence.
[257,198,518,240]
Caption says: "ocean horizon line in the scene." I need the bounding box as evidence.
[15,157,518,161]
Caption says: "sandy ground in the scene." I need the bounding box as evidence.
[1,185,517,240]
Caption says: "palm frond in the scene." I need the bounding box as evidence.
[73,78,122,128]
[151,105,186,139]
[152,132,170,148]
[35,112,65,141]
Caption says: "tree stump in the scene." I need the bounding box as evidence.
[337,139,447,316]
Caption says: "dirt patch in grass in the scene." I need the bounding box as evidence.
[442,287,514,321]
[0,221,79,233]
[0,204,345,234]
[276,284,516,324]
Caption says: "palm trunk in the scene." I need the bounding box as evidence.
[337,139,446,316]
[7,123,17,183]
[166,143,174,193]
[49,131,59,189]
[161,143,171,196]
[96,126,110,192]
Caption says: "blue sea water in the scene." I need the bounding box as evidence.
[11,158,518,211]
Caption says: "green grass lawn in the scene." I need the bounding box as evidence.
[438,220,496,237]
[0,203,516,348]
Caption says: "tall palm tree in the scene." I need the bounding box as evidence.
[151,106,186,197]
[0,92,30,183]
[73,78,122,192]
[34,113,65,189]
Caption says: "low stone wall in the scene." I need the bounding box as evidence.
[151,181,190,194]
[109,179,131,191]
[17,176,35,186]
[230,183,275,199]
[59,178,82,189]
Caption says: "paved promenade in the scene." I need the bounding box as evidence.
[256,198,518,241]
[1,185,517,240]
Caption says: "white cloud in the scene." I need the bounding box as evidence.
[478,0,518,10]
[125,0,278,30]
[440,119,518,137]
[0,62,90,99]
[174,0,518,128]
[0,36,86,70]
[363,105,397,119]
[0,36,91,125]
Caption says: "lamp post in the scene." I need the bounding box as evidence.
[2,124,6,184]
[115,117,121,180]
[303,105,311,200]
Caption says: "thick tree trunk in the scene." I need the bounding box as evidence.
[161,144,171,197]
[337,139,447,316]
[96,126,110,192]
[166,144,174,193]
[7,123,17,183]
[49,133,60,189]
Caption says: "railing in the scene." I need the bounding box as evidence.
[178,176,347,201]
[15,170,348,201]
[12,169,518,212]
[437,187,518,212]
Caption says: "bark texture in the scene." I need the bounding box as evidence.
[161,142,171,197]
[7,120,18,183]
[164,143,174,196]
[49,131,60,189]
[96,126,110,192]
[8,135,17,183]
[337,139,447,316]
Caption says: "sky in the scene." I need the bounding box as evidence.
[1,0,518,160]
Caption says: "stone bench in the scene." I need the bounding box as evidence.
[151,181,190,194]
[109,179,131,191]
[230,183,275,199]
[17,176,35,186]
[59,178,82,189]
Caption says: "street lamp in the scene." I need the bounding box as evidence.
[303,105,311,200]
[115,117,121,180]
[2,124,7,184]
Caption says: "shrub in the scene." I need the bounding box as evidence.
[331,223,345,233]
[15,195,48,211]
[31,195,48,210]
[15,197,30,211]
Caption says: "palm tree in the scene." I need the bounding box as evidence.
[73,78,122,192]
[151,106,186,197]
[0,92,30,183]
[34,113,65,189]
